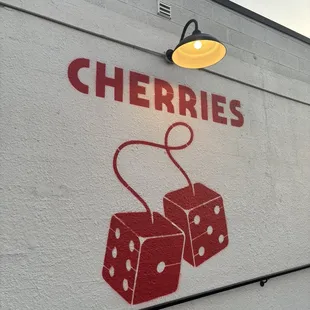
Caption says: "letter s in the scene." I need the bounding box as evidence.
[230,100,244,127]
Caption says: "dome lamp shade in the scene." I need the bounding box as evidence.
[165,19,227,69]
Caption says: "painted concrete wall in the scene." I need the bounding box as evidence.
[1,0,310,309]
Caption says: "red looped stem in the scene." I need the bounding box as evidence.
[113,122,194,219]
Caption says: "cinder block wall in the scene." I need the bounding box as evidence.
[1,1,309,310]
[81,0,310,95]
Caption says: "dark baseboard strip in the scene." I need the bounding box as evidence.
[140,263,310,310]
[212,0,310,45]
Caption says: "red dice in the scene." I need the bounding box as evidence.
[164,183,229,267]
[102,212,184,305]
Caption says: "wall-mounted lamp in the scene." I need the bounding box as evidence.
[165,19,226,69]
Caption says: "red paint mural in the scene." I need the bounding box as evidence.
[102,122,229,305]
[68,58,244,128]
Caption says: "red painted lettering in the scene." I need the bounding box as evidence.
[68,58,90,94]
[154,79,174,113]
[212,94,227,125]
[130,72,150,108]
[179,85,197,118]
[201,91,208,120]
[96,62,123,102]
[230,100,244,127]
[68,58,245,128]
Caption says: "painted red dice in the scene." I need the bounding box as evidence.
[102,212,184,305]
[164,183,228,267]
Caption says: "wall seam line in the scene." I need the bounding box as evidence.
[1,1,309,107]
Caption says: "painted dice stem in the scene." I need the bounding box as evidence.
[164,183,229,267]
[102,212,185,305]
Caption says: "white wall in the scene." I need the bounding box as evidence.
[1,1,309,310]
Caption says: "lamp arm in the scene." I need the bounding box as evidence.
[179,19,199,42]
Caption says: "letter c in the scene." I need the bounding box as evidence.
[68,58,90,94]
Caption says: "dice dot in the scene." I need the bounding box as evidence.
[126,259,131,271]
[214,205,220,215]
[129,240,135,252]
[115,228,120,239]
[109,266,114,277]
[207,226,213,235]
[198,247,205,256]
[123,279,129,291]
[157,261,166,273]
[194,215,200,225]
[219,235,224,244]
[112,247,117,258]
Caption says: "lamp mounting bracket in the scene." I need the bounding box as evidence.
[179,19,199,42]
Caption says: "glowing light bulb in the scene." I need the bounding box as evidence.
[194,40,202,49]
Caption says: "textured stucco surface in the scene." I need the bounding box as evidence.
[1,1,310,309]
